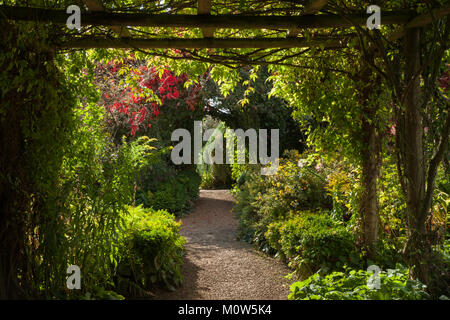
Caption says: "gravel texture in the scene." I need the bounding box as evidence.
[153,189,291,300]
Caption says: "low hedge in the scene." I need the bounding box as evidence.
[265,212,356,275]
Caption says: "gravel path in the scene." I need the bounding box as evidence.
[153,189,291,300]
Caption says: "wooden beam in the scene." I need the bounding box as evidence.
[82,0,130,37]
[198,0,215,38]
[405,4,450,28]
[388,5,450,41]
[0,6,412,29]
[288,0,328,37]
[60,37,346,49]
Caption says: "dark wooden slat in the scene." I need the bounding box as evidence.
[0,6,412,29]
[60,37,346,49]
[388,5,450,41]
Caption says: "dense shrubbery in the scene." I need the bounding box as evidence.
[233,147,449,299]
[60,103,191,299]
[94,58,204,217]
[59,104,157,297]
[289,265,430,300]
[232,150,358,276]
[115,206,185,297]
[0,45,194,297]
[233,150,332,244]
[137,168,201,215]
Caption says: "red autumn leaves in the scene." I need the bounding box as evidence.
[96,60,202,136]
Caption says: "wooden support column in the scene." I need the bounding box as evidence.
[198,0,215,38]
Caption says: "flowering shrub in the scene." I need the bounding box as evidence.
[94,59,204,139]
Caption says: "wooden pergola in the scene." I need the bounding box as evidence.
[0,1,448,300]
[1,0,449,49]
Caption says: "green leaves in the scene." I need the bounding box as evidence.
[116,205,186,294]
[289,265,430,300]
[266,212,355,274]
[137,169,201,215]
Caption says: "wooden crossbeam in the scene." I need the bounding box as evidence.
[83,0,130,37]
[288,0,328,37]
[0,6,412,29]
[198,0,215,38]
[60,37,346,49]
[388,4,450,41]
[405,4,450,28]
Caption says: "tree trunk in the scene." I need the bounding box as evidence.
[400,27,434,290]
[359,51,382,258]
[360,118,381,258]
[0,14,26,300]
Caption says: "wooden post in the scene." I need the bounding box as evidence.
[198,0,215,38]
[404,27,425,239]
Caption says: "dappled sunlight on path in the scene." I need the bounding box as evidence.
[153,190,291,300]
